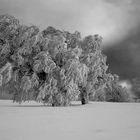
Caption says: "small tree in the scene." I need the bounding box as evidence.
[131,77,140,99]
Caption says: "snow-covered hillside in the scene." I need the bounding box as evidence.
[0,100,140,140]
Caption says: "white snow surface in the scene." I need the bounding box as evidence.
[0,100,140,140]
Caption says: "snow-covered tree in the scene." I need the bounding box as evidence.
[0,14,124,106]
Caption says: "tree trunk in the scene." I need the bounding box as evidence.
[79,86,89,105]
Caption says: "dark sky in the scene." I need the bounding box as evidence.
[0,0,140,80]
[104,27,140,80]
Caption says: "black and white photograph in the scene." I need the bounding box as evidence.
[0,0,140,140]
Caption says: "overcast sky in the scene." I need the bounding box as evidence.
[0,0,140,80]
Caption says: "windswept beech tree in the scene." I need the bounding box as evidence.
[0,15,127,106]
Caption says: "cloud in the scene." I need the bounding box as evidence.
[0,0,139,45]
[104,27,140,80]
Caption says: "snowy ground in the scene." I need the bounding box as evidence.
[0,100,140,140]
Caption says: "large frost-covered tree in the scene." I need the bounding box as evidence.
[0,14,123,106]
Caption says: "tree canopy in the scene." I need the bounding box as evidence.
[0,15,129,106]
